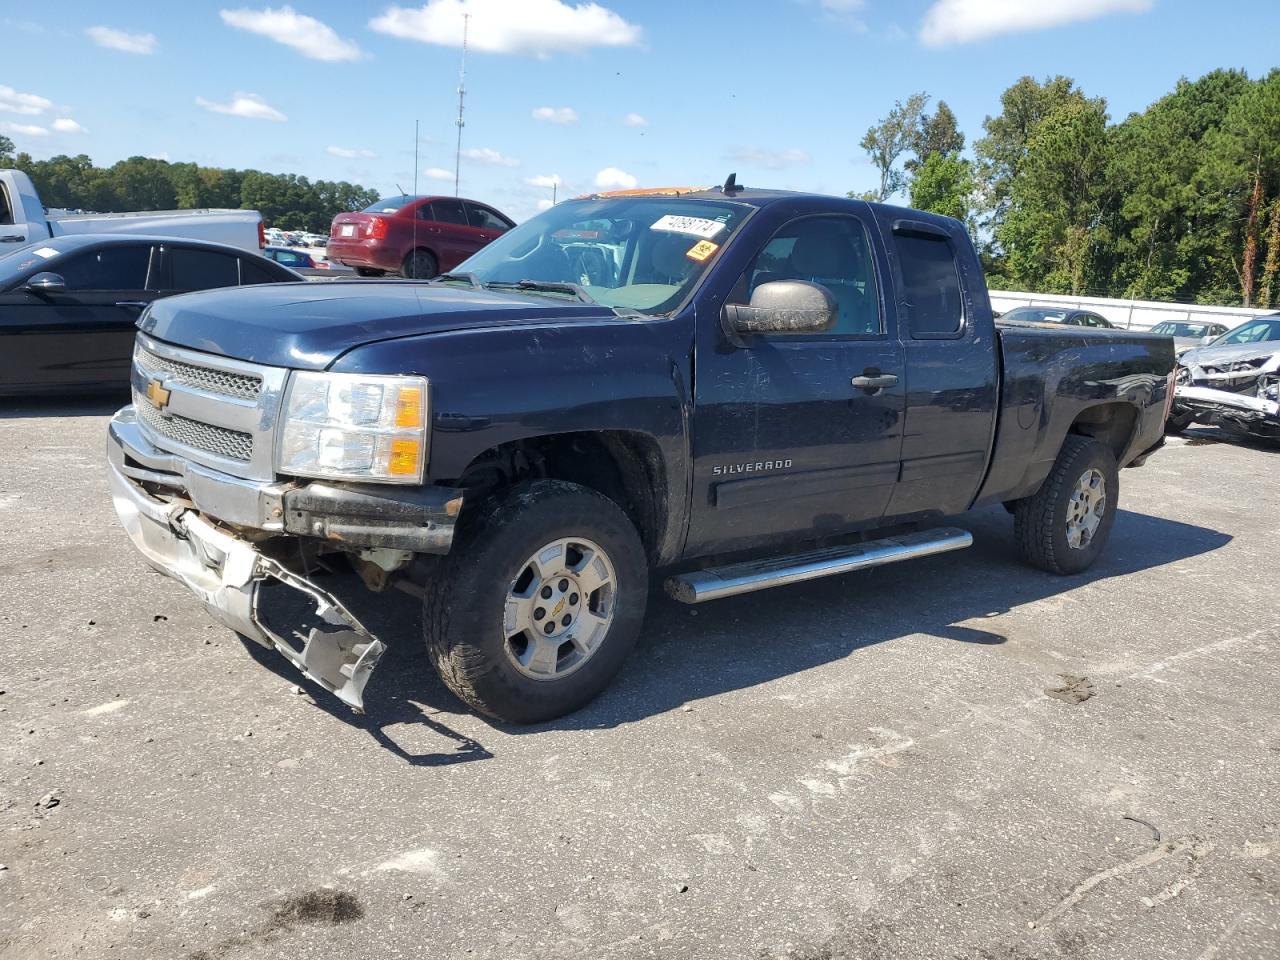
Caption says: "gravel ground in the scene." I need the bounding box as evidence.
[1,400,1278,960]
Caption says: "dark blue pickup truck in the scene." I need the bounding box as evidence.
[106,184,1174,722]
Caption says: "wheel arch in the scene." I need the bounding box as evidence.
[452,429,678,565]
[1066,401,1139,464]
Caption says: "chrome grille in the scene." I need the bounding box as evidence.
[134,390,254,462]
[136,345,262,400]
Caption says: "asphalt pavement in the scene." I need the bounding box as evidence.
[1,399,1277,959]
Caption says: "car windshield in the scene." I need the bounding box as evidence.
[1002,306,1069,323]
[1151,321,1209,337]
[363,195,420,214]
[450,196,751,314]
[1214,317,1280,345]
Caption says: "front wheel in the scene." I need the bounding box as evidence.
[1013,435,1118,575]
[402,249,437,280]
[422,480,648,723]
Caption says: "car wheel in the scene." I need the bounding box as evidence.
[402,249,437,280]
[355,267,384,278]
[1013,435,1118,575]
[422,480,648,723]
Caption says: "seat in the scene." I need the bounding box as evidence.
[788,229,876,334]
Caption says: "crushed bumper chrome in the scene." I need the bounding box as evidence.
[108,409,391,711]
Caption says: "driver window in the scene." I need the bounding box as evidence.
[732,215,882,335]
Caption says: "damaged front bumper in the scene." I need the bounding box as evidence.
[1174,385,1280,440]
[107,406,463,711]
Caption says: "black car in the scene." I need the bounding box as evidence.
[1,235,299,394]
[1000,305,1116,328]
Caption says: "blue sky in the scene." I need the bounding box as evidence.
[3,0,1279,220]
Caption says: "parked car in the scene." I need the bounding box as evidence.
[1,234,299,394]
[1169,314,1280,438]
[327,194,514,279]
[1,169,265,253]
[263,245,317,269]
[1000,305,1116,328]
[106,185,1173,723]
[1149,319,1230,356]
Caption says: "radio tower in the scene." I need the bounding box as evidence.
[453,13,469,198]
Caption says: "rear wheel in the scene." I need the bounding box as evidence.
[1013,435,1118,575]
[422,480,648,723]
[355,267,384,278]
[402,249,437,280]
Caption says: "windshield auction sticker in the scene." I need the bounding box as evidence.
[685,240,720,262]
[650,215,726,239]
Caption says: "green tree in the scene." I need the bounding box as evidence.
[999,98,1112,295]
[0,135,14,166]
[855,92,930,202]
[906,100,965,172]
[909,152,975,224]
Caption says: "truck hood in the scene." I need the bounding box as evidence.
[139,281,619,369]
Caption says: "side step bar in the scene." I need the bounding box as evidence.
[665,527,973,604]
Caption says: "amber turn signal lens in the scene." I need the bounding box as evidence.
[395,386,424,428]
[388,438,421,476]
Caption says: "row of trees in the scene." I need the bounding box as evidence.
[0,138,378,233]
[857,69,1280,308]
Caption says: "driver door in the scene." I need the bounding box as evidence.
[686,207,906,556]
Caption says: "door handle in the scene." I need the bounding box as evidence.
[114,300,149,310]
[0,235,24,242]
[851,371,899,392]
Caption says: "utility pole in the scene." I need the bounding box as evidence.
[453,13,469,198]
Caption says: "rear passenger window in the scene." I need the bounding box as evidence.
[57,245,151,290]
[169,248,239,290]
[240,258,283,286]
[894,233,963,337]
[431,198,468,226]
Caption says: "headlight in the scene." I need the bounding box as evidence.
[277,372,428,483]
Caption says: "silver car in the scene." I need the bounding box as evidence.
[1170,315,1280,440]
[1149,320,1230,357]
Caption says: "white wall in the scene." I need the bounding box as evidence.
[988,289,1278,331]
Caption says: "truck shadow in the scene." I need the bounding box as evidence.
[246,503,1230,763]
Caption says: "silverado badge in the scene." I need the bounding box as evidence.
[145,379,172,413]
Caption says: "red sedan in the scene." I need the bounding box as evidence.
[328,195,515,279]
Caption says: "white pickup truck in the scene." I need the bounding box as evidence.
[0,169,264,253]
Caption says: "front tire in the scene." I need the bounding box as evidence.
[422,480,648,723]
[402,249,437,280]
[1013,435,1118,575]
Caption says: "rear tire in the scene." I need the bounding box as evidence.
[402,249,437,280]
[1013,435,1118,575]
[355,267,384,278]
[422,480,648,723]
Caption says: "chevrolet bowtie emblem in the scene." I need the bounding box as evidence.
[145,378,172,412]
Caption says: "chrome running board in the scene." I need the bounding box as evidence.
[664,527,973,604]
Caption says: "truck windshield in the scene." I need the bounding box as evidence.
[452,197,751,315]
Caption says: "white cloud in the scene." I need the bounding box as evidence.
[460,146,519,167]
[195,92,287,122]
[594,166,637,190]
[369,0,642,56]
[532,106,577,124]
[623,112,648,127]
[149,152,171,161]
[220,6,362,61]
[0,85,53,116]
[728,146,811,170]
[327,145,376,158]
[920,0,1152,46]
[536,198,554,211]
[1,121,50,137]
[423,166,455,180]
[819,0,864,9]
[525,173,562,188]
[52,118,87,134]
[85,25,157,54]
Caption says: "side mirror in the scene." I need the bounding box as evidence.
[1200,335,1216,345]
[722,280,836,337]
[24,271,67,294]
